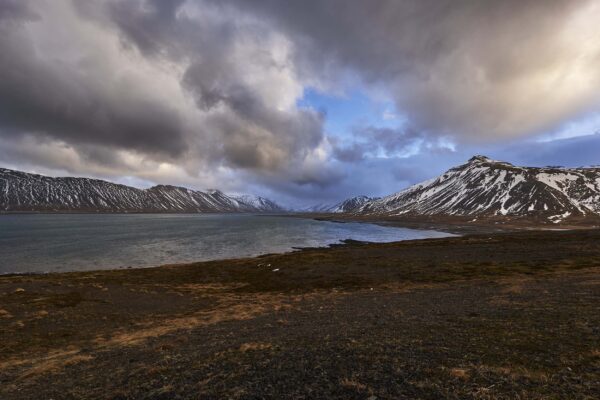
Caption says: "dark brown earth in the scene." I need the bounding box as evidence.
[1,229,599,399]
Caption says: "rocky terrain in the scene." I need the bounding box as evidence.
[355,156,600,224]
[0,168,283,213]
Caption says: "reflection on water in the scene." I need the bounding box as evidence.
[0,214,452,273]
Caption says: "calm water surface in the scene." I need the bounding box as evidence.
[0,214,452,274]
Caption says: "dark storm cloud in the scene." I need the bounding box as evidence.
[0,1,187,158]
[101,0,326,173]
[205,105,324,171]
[0,0,38,21]
[182,62,323,170]
[104,0,186,56]
[0,0,328,181]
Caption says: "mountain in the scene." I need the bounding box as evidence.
[232,194,286,212]
[357,155,600,223]
[304,195,378,213]
[0,168,284,213]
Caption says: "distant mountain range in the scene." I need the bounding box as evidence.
[4,156,600,222]
[354,155,600,223]
[0,168,284,213]
[303,195,378,213]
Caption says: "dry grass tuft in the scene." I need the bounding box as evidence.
[340,377,368,391]
[238,342,272,352]
[478,365,551,383]
[1,349,94,382]
[449,368,470,380]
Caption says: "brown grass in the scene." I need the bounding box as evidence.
[0,349,94,381]
[239,342,272,352]
[449,368,470,380]
[477,365,551,383]
[1,291,328,381]
[340,378,368,391]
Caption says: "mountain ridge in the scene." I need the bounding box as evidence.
[5,155,600,222]
[0,167,284,213]
[303,195,378,213]
[354,155,600,223]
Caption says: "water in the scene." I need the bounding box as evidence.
[0,214,452,274]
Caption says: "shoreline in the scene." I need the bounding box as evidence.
[1,214,457,277]
[2,211,596,277]
[288,212,600,235]
[0,235,454,278]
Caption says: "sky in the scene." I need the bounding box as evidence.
[1,0,600,208]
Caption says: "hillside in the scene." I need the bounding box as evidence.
[0,168,283,213]
[356,156,600,224]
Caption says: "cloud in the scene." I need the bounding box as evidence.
[1,0,599,207]
[332,124,451,163]
[211,0,600,141]
[0,0,190,159]
[92,0,327,173]
[498,133,600,168]
[0,0,38,21]
[0,0,330,191]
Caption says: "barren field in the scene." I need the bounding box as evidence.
[1,229,599,399]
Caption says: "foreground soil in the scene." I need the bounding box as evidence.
[1,229,599,399]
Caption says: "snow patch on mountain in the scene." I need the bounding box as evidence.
[356,155,600,222]
[304,196,378,213]
[232,194,285,212]
[0,168,283,213]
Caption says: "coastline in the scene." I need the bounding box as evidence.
[287,212,600,235]
[1,228,599,398]
[0,214,455,276]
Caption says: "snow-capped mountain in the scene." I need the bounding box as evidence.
[232,194,286,212]
[304,196,378,213]
[357,155,600,223]
[0,168,283,213]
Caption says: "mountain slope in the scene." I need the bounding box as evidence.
[232,194,286,212]
[357,156,600,223]
[0,168,283,213]
[304,196,377,213]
